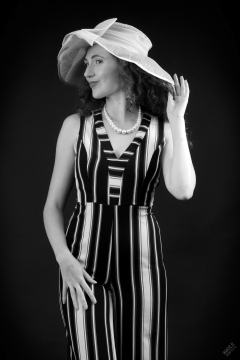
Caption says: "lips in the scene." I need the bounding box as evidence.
[89,81,98,88]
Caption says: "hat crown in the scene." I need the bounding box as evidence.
[95,20,152,55]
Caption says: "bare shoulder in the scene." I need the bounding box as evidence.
[62,113,80,133]
[58,113,80,145]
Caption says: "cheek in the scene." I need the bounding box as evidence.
[107,70,121,89]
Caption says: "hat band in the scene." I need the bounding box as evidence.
[71,27,150,56]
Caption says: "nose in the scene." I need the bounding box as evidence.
[84,63,94,79]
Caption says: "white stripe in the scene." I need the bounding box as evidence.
[109,289,117,360]
[92,205,103,275]
[76,305,88,360]
[91,293,99,360]
[107,172,110,205]
[83,116,94,171]
[66,295,78,360]
[124,151,134,155]
[78,203,93,268]
[152,215,168,359]
[65,207,76,238]
[75,141,87,203]
[73,136,78,155]
[103,287,111,360]
[107,158,128,162]
[135,130,146,139]
[109,177,122,187]
[105,230,112,284]
[71,201,82,253]
[144,149,161,206]
[103,149,115,154]
[132,147,139,204]
[139,208,152,360]
[114,207,123,351]
[108,166,125,171]
[96,126,107,135]
[129,207,136,360]
[150,215,160,358]
[93,135,101,202]
[145,116,159,176]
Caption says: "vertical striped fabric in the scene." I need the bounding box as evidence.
[59,109,168,360]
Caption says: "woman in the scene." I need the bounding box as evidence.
[43,18,196,360]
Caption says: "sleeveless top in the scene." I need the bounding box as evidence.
[73,108,166,207]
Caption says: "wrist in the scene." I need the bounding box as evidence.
[169,117,186,135]
[56,248,72,264]
[168,115,185,123]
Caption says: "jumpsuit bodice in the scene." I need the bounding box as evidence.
[74,108,166,207]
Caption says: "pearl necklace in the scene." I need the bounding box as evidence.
[103,105,141,135]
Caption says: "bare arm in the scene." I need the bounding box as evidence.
[43,114,77,259]
[161,75,196,200]
[43,114,97,310]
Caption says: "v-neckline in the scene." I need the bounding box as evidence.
[93,109,151,160]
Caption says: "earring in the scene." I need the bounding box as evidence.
[126,90,136,111]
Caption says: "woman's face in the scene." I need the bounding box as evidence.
[84,44,122,99]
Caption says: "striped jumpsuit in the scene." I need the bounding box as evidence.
[59,109,168,360]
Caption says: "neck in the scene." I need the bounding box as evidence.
[105,94,138,125]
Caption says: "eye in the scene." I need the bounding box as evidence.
[95,59,102,64]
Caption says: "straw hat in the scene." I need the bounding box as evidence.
[57,18,174,87]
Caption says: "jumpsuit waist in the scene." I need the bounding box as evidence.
[75,201,153,214]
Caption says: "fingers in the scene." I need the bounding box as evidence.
[185,79,190,95]
[180,75,186,94]
[80,280,97,305]
[75,284,88,310]
[62,282,67,304]
[69,286,79,310]
[62,274,97,311]
[65,283,95,311]
[81,270,97,304]
[173,73,180,94]
[82,269,98,303]
[173,74,189,97]
[83,268,97,284]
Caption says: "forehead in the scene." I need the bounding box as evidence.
[85,44,112,59]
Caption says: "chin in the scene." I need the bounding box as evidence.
[91,90,105,99]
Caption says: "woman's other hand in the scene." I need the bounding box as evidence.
[57,251,97,311]
[167,74,190,121]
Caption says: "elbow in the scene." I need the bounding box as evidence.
[43,203,49,223]
[174,172,196,200]
[43,201,50,217]
[169,183,196,200]
[165,170,197,200]
[176,189,194,200]
[42,201,60,221]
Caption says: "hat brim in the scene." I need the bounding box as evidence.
[57,36,174,87]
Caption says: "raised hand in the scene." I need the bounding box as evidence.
[167,74,190,122]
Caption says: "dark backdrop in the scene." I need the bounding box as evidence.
[0,1,239,359]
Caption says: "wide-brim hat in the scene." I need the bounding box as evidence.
[57,18,174,87]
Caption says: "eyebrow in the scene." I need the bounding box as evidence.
[84,54,105,62]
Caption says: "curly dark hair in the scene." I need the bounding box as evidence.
[75,58,174,120]
[74,58,192,146]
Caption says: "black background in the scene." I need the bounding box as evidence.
[0,0,239,359]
